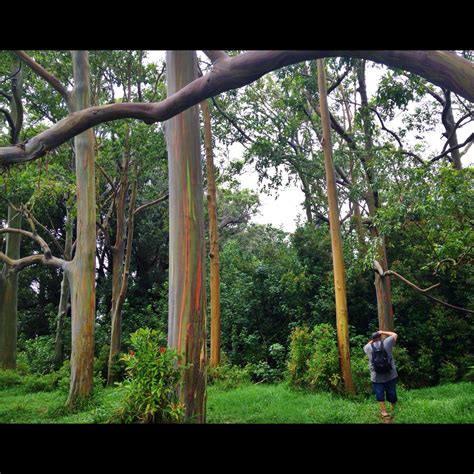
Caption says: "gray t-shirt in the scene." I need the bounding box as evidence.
[363,335,398,383]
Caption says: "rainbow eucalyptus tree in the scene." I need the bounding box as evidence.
[317,59,355,395]
[64,51,96,405]
[166,50,207,422]
[201,98,221,368]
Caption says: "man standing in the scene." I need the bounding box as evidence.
[364,330,398,421]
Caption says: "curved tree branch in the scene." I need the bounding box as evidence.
[1,50,473,168]
[14,50,72,107]
[133,192,169,216]
[374,261,473,314]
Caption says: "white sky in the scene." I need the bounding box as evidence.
[146,51,474,233]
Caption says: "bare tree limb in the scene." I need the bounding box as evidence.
[429,133,474,163]
[14,50,72,108]
[133,192,168,216]
[1,50,474,167]
[373,261,473,314]
[0,252,65,275]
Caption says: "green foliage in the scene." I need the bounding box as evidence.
[439,361,458,385]
[208,363,251,390]
[111,328,184,423]
[287,324,342,393]
[22,336,56,375]
[0,370,23,389]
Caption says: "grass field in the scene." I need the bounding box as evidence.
[0,379,472,424]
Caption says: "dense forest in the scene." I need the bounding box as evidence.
[0,50,472,424]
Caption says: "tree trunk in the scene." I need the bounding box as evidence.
[0,205,22,369]
[107,133,130,385]
[317,59,355,395]
[442,91,463,170]
[53,206,72,367]
[356,60,394,332]
[166,50,207,422]
[66,51,96,406]
[0,59,23,369]
[201,99,221,368]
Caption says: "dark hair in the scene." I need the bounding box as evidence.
[371,331,381,340]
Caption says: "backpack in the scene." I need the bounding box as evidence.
[371,339,392,374]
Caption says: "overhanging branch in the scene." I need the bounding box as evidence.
[1,50,473,167]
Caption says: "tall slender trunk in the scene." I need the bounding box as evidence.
[0,205,22,369]
[357,60,394,332]
[0,60,23,369]
[317,59,355,395]
[201,99,220,368]
[66,51,96,406]
[53,206,72,367]
[166,50,207,422]
[107,132,130,385]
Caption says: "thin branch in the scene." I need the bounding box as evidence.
[429,133,474,163]
[211,96,254,143]
[14,50,72,108]
[96,161,117,192]
[374,261,473,314]
[133,192,169,216]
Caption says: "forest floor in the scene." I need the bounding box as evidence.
[0,379,472,424]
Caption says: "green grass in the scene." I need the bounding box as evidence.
[0,376,472,423]
[206,382,474,424]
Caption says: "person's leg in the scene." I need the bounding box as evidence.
[386,378,398,414]
[373,382,388,416]
[379,401,389,416]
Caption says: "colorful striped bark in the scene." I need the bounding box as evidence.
[201,99,221,368]
[66,51,96,406]
[166,51,207,423]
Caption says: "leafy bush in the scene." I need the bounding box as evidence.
[287,326,315,389]
[94,345,127,384]
[439,361,458,384]
[23,335,56,375]
[111,328,184,423]
[464,366,474,382]
[287,323,342,393]
[0,369,22,389]
[208,363,251,389]
[23,372,61,393]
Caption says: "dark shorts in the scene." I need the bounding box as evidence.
[372,377,398,403]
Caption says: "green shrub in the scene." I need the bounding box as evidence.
[208,363,251,389]
[439,361,458,384]
[15,352,30,375]
[464,366,474,382]
[23,336,55,375]
[94,345,127,384]
[23,372,60,393]
[349,354,372,398]
[287,323,342,393]
[306,324,342,393]
[111,328,184,423]
[0,369,22,389]
[287,326,315,389]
